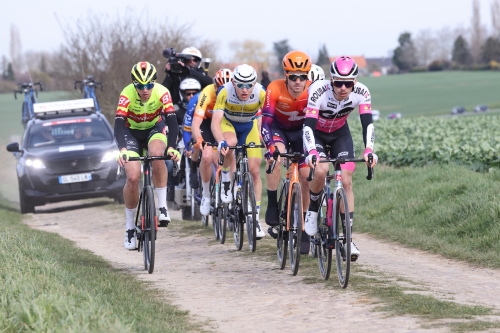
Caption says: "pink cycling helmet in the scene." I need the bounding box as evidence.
[329,56,358,79]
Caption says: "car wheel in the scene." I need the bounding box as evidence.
[19,191,35,214]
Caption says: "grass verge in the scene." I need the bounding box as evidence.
[0,199,205,333]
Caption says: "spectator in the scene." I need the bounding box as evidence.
[74,125,93,140]
[33,126,55,146]
[261,70,271,89]
[161,47,212,105]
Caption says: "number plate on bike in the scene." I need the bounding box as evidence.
[59,173,92,184]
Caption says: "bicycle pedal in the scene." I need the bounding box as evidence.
[351,255,359,262]
[267,227,278,239]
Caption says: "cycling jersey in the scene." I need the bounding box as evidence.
[303,80,374,157]
[182,93,199,147]
[213,82,265,123]
[194,84,218,120]
[261,79,310,149]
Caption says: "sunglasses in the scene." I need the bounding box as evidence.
[332,80,355,89]
[133,81,155,90]
[287,73,308,82]
[185,91,197,97]
[235,83,254,89]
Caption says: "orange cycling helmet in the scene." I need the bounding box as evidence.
[282,51,312,72]
[214,68,233,87]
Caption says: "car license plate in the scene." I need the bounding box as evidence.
[59,173,92,184]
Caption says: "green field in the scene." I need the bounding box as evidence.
[359,71,500,117]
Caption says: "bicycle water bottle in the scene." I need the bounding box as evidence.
[326,194,333,227]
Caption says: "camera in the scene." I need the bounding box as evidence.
[162,48,184,74]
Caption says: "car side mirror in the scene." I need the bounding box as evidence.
[6,142,21,153]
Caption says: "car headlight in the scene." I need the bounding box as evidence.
[101,150,119,163]
[25,158,46,169]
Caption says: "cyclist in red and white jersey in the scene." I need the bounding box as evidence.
[302,56,377,260]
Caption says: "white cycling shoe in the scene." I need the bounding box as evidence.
[350,242,360,261]
[255,219,265,239]
[304,210,318,236]
[221,181,233,203]
[158,207,171,227]
[124,229,136,250]
[200,197,211,216]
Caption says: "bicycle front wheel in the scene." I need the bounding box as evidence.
[316,193,332,280]
[288,183,303,276]
[218,203,228,244]
[242,172,257,252]
[143,185,156,274]
[276,181,288,270]
[335,187,351,288]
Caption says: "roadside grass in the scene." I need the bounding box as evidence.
[0,200,206,333]
[353,163,500,268]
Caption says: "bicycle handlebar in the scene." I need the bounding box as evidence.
[307,154,374,181]
[124,154,179,175]
[266,148,305,174]
[14,81,43,99]
[74,79,104,91]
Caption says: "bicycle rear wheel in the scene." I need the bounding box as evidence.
[242,172,257,252]
[232,175,244,251]
[218,203,228,244]
[288,183,302,276]
[316,193,332,280]
[276,181,288,270]
[335,187,350,288]
[143,185,156,274]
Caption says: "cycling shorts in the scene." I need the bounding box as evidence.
[272,123,307,169]
[312,122,356,172]
[124,121,167,158]
[221,117,262,159]
[200,119,216,147]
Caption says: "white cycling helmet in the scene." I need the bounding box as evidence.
[179,78,201,91]
[233,64,257,84]
[308,64,325,81]
[181,47,202,68]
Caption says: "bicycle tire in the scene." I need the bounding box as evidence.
[231,174,244,250]
[22,101,29,126]
[143,185,156,274]
[242,172,257,252]
[212,174,221,240]
[276,181,288,270]
[218,203,228,244]
[288,183,302,276]
[335,187,351,288]
[316,193,332,280]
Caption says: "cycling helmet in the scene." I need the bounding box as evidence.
[233,64,257,84]
[181,47,202,68]
[130,61,157,84]
[179,78,201,91]
[214,68,233,87]
[329,56,358,79]
[282,50,311,72]
[308,64,325,81]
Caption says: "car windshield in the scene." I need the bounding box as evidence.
[26,118,113,148]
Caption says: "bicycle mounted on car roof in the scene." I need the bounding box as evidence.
[14,81,43,128]
[74,75,103,113]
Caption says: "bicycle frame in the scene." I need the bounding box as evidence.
[15,81,43,123]
[74,76,102,113]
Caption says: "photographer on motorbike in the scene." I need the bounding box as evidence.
[161,47,212,105]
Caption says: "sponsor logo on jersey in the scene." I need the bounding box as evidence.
[327,102,337,109]
[160,92,172,105]
[353,87,370,98]
[195,108,205,117]
[344,101,352,107]
[338,151,348,157]
[277,102,291,110]
[277,109,305,121]
[310,84,330,103]
[118,96,130,108]
[199,94,207,107]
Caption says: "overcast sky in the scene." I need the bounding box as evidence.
[1,0,495,61]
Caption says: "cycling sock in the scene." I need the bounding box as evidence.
[202,181,210,198]
[156,187,167,209]
[267,190,277,207]
[256,201,261,217]
[125,207,136,230]
[221,167,230,182]
[308,190,323,212]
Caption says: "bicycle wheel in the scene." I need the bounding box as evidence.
[212,174,222,240]
[316,193,332,280]
[334,187,351,288]
[288,183,302,276]
[201,171,209,227]
[242,172,257,252]
[276,181,288,270]
[22,101,29,126]
[218,203,228,244]
[143,185,156,274]
[232,174,244,251]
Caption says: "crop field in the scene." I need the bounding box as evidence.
[359,70,500,117]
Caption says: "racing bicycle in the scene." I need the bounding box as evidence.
[126,153,176,274]
[74,75,103,113]
[309,154,374,288]
[14,81,43,127]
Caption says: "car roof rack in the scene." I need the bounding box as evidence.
[33,98,96,119]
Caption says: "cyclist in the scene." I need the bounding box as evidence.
[302,56,377,261]
[115,61,181,250]
[167,78,201,205]
[183,68,233,216]
[308,64,325,82]
[262,51,312,239]
[211,64,266,238]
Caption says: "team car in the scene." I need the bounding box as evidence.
[6,98,125,213]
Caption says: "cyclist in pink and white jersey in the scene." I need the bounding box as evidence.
[302,56,377,261]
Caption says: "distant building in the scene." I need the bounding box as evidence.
[365,57,394,75]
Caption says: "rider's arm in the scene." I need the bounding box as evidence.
[261,82,277,149]
[357,85,375,154]
[183,94,199,147]
[192,85,213,141]
[114,93,132,151]
[211,88,227,143]
[158,87,178,149]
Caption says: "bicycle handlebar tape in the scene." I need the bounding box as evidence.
[307,155,317,182]
[366,154,373,180]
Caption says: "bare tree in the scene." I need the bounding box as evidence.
[414,29,438,66]
[229,39,272,71]
[53,10,217,122]
[470,0,487,63]
[9,24,23,75]
[492,0,500,38]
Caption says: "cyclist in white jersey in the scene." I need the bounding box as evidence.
[302,56,377,261]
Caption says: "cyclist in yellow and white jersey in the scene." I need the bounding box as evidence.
[114,61,181,250]
[211,64,266,238]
